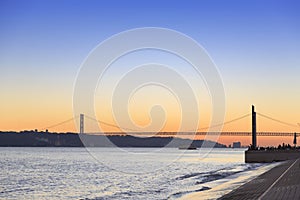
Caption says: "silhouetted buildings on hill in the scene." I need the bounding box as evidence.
[233,142,241,148]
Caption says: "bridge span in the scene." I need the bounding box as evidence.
[41,106,299,143]
[94,132,299,137]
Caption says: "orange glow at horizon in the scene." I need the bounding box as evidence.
[1,88,299,148]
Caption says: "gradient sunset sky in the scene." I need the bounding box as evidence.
[1,0,299,146]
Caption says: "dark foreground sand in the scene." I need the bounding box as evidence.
[219,159,300,200]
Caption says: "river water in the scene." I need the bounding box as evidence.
[0,147,273,199]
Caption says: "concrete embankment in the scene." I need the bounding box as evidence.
[245,149,300,163]
[219,159,300,200]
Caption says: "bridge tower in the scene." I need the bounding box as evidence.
[252,105,257,149]
[80,114,84,134]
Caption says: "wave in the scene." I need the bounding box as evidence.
[167,186,211,199]
[168,163,265,199]
[83,190,149,200]
[176,163,264,184]
[0,188,34,195]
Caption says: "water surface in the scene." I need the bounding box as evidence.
[0,147,268,199]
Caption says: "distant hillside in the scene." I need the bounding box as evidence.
[0,131,226,148]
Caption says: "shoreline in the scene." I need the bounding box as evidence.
[218,159,300,199]
[180,162,279,200]
[181,159,300,199]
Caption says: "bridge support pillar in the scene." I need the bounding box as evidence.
[252,105,257,149]
[80,114,84,134]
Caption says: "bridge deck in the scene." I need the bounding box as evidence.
[91,132,298,136]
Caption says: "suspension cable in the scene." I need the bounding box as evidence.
[195,113,251,131]
[85,113,251,132]
[84,115,140,132]
[38,112,298,133]
[40,116,78,130]
[256,112,298,128]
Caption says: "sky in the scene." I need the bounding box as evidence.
[1,0,300,146]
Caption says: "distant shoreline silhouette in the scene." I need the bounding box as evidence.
[0,131,226,148]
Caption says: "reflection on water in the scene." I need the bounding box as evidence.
[0,147,270,199]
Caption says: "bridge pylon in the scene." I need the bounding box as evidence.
[80,114,84,134]
[252,105,257,149]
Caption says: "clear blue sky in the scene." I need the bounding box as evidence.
[0,0,299,133]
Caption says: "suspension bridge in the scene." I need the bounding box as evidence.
[39,106,299,142]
